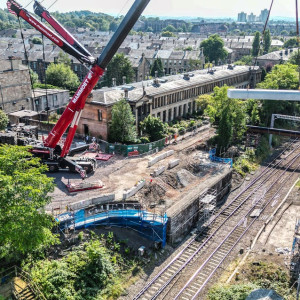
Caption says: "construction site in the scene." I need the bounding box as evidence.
[48,125,233,246]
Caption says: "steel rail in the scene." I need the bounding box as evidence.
[175,152,300,300]
[147,145,300,300]
[133,140,300,300]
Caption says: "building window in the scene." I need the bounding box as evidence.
[98,109,103,121]
[74,65,78,72]
[53,95,58,107]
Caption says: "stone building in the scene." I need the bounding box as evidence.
[0,57,33,113]
[77,66,261,140]
[256,48,296,67]
[32,88,70,112]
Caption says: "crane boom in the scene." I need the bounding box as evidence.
[7,0,94,65]
[33,0,93,59]
[6,0,150,178]
[43,0,150,156]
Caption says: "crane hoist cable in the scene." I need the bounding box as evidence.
[252,0,275,69]
[18,16,37,110]
[295,0,300,88]
[40,17,49,124]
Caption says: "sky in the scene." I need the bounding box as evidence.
[0,0,298,19]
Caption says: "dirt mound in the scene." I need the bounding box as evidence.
[177,169,197,187]
[135,182,166,205]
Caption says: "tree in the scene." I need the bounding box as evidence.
[0,110,8,131]
[31,37,42,44]
[102,53,134,87]
[288,51,300,65]
[161,31,176,37]
[263,29,272,54]
[150,57,164,77]
[57,51,71,66]
[0,145,56,258]
[109,99,136,143]
[162,25,176,32]
[29,68,39,85]
[284,37,297,48]
[140,115,167,142]
[204,85,247,151]
[200,34,228,64]
[257,64,300,125]
[46,63,80,91]
[234,55,253,66]
[252,31,260,56]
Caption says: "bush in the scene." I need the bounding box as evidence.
[178,127,185,135]
[208,283,258,300]
[140,136,150,144]
[189,120,196,127]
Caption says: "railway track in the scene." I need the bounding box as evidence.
[174,149,300,300]
[133,139,300,300]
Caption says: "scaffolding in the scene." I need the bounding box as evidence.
[197,190,217,230]
[291,218,300,279]
[56,203,168,248]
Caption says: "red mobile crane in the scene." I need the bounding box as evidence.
[6,0,150,178]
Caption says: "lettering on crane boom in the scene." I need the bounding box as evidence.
[72,71,93,104]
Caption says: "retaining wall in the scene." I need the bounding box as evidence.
[167,169,232,244]
[148,150,174,167]
[68,193,115,211]
[123,180,146,200]
[153,166,166,177]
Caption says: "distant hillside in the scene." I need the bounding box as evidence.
[0,8,117,32]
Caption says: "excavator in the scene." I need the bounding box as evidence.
[6,0,150,178]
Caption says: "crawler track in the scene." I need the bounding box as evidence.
[133,140,300,300]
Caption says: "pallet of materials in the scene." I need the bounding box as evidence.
[95,153,114,161]
[66,180,104,193]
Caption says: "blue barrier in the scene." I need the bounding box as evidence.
[56,209,168,248]
[209,148,233,167]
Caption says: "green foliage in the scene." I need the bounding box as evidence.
[288,51,300,65]
[140,136,150,144]
[57,51,71,66]
[102,53,135,87]
[208,283,258,300]
[46,63,80,91]
[200,34,228,64]
[183,46,193,51]
[283,37,298,48]
[33,83,62,90]
[27,233,139,300]
[233,148,258,177]
[29,68,39,85]
[189,59,203,70]
[31,37,42,44]
[109,99,137,143]
[257,64,300,125]
[234,55,253,66]
[162,25,176,32]
[140,115,167,142]
[252,31,261,56]
[0,145,56,259]
[263,29,272,54]
[256,135,271,162]
[246,261,296,300]
[0,110,9,131]
[150,57,164,77]
[196,94,213,113]
[204,86,247,150]
[161,31,176,37]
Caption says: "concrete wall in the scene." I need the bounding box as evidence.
[167,169,232,244]
[67,193,115,211]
